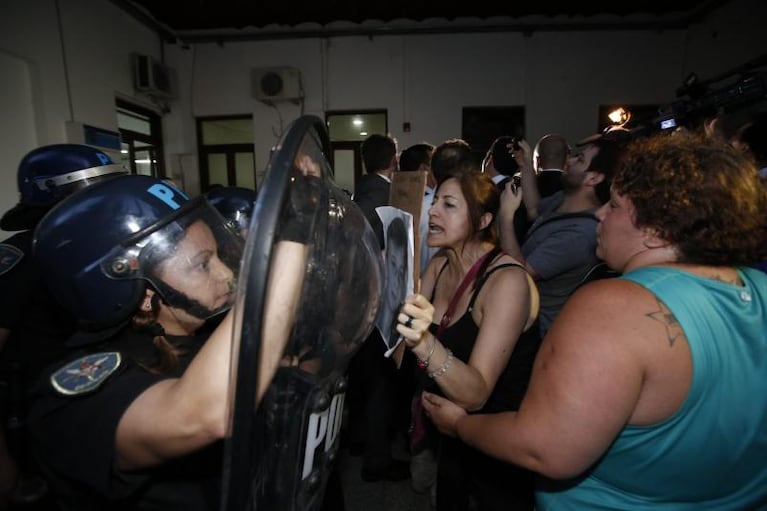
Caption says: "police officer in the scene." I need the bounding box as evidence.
[25,174,253,510]
[27,170,362,510]
[205,185,257,238]
[0,144,126,507]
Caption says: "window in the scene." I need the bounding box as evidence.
[116,99,165,177]
[197,116,256,192]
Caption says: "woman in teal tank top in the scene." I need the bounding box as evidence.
[420,132,767,510]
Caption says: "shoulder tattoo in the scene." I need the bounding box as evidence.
[646,299,684,347]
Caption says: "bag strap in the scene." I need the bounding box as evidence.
[435,248,497,340]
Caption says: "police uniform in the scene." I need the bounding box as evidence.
[0,143,128,506]
[26,327,222,510]
[1,143,128,421]
[0,230,76,393]
[0,228,77,487]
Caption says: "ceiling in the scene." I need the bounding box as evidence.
[112,0,729,43]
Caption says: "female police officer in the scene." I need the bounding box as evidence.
[25,174,249,510]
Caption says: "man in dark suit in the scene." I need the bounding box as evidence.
[352,134,398,249]
[347,134,411,482]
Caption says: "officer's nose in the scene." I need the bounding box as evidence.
[211,255,235,283]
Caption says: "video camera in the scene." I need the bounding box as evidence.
[635,54,767,136]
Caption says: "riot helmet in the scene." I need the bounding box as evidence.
[206,185,257,237]
[1,144,127,231]
[33,174,244,333]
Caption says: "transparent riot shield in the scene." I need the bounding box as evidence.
[221,115,384,511]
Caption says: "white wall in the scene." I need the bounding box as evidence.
[0,0,161,219]
[165,0,765,191]
[1,0,765,212]
[0,52,38,214]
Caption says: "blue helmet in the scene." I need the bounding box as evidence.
[206,185,257,236]
[1,144,127,231]
[33,174,244,333]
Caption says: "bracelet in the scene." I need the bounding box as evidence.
[428,348,453,379]
[417,336,437,371]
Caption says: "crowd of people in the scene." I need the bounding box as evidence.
[0,108,765,511]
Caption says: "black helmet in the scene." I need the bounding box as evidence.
[1,144,126,231]
[206,185,257,236]
[33,174,244,332]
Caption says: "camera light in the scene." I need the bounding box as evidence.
[608,107,631,126]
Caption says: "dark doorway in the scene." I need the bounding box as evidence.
[462,106,526,163]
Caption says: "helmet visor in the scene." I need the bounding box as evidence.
[101,197,244,320]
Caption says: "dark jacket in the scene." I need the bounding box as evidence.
[353,173,390,249]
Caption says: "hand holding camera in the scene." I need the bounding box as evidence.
[509,138,533,171]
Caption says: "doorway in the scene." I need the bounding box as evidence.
[462,106,526,162]
[197,115,256,192]
[326,110,387,194]
[116,98,165,177]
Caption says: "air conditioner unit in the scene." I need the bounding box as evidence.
[251,67,303,104]
[133,53,175,99]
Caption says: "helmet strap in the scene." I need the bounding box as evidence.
[151,279,227,320]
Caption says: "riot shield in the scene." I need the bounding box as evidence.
[221,115,384,511]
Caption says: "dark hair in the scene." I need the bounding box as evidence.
[132,308,187,375]
[431,139,477,183]
[361,134,397,174]
[612,132,767,266]
[436,170,499,246]
[399,143,435,171]
[590,137,629,204]
[734,112,767,167]
[490,136,517,176]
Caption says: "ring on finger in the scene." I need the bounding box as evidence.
[404,315,414,329]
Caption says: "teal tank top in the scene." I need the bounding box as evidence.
[536,266,767,510]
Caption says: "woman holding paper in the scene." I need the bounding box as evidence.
[397,170,540,511]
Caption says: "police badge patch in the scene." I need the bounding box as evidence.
[0,244,23,277]
[51,352,122,396]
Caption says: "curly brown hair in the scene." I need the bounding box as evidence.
[612,132,767,266]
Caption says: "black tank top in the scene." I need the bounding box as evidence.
[427,257,541,413]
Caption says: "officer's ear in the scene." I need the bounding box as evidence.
[142,289,157,312]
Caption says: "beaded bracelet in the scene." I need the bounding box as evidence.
[417,337,437,371]
[428,348,453,379]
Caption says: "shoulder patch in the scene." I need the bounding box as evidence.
[0,244,24,277]
[50,352,122,396]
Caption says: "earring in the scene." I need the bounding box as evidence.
[143,297,153,311]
